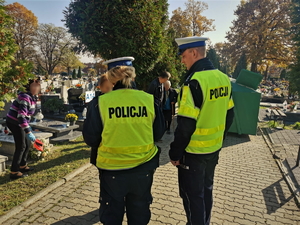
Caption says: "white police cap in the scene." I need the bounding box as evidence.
[175,36,208,55]
[103,57,135,70]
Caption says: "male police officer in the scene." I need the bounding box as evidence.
[83,57,165,225]
[169,37,234,225]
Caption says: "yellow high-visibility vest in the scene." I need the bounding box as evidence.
[178,69,234,154]
[97,89,158,170]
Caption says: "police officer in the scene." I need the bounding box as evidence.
[82,57,165,225]
[169,37,235,225]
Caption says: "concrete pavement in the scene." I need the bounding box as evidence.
[2,129,300,225]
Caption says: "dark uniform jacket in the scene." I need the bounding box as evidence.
[169,58,235,161]
[83,81,165,170]
[147,78,164,104]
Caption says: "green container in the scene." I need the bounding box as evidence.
[228,70,263,135]
[236,69,263,90]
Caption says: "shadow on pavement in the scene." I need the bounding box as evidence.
[51,209,99,225]
[262,177,294,214]
[223,133,251,148]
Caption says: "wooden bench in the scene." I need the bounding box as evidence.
[266,107,287,128]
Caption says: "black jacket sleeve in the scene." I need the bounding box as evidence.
[82,97,103,148]
[147,80,156,95]
[153,98,165,142]
[224,108,234,138]
[169,116,196,161]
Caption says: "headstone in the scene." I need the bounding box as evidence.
[0,155,8,173]
[40,81,48,93]
[283,100,288,112]
[53,81,59,88]
[61,85,69,104]
[71,80,79,85]
[65,80,71,87]
[68,88,83,104]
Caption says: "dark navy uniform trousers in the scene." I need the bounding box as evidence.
[97,158,157,225]
[178,150,220,225]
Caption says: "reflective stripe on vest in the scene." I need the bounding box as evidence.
[178,69,233,154]
[97,89,158,170]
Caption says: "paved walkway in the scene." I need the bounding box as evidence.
[3,130,300,225]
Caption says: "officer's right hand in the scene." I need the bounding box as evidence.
[26,132,36,142]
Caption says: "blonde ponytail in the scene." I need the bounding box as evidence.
[107,66,136,88]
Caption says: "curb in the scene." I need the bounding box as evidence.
[0,162,92,224]
[259,127,300,207]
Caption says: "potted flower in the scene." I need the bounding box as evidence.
[65,113,78,126]
[75,83,82,88]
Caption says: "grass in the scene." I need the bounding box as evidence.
[0,136,90,216]
[259,120,300,130]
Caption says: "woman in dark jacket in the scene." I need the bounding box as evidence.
[6,80,41,179]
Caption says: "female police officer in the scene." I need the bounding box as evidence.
[82,57,165,225]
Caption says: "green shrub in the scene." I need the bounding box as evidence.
[293,122,300,130]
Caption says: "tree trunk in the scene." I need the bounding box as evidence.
[264,65,269,80]
[251,62,257,72]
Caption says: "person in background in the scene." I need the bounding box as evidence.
[147,71,171,105]
[83,57,165,225]
[162,80,178,134]
[6,80,41,179]
[90,73,113,166]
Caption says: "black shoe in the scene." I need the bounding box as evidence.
[19,167,34,173]
[10,172,28,180]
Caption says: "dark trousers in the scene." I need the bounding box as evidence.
[6,120,31,172]
[163,110,172,130]
[178,150,220,225]
[98,169,155,225]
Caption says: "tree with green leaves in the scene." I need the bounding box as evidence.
[280,69,287,80]
[72,69,76,79]
[60,49,85,75]
[77,66,82,78]
[0,0,34,109]
[64,0,174,88]
[207,48,220,70]
[289,0,300,95]
[232,52,247,79]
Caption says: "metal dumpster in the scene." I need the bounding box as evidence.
[228,69,263,135]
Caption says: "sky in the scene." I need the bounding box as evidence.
[5,0,240,62]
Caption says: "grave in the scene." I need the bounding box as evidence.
[0,155,8,174]
[67,88,83,105]
[29,119,81,142]
[0,131,53,160]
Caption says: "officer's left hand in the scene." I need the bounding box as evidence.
[171,160,180,166]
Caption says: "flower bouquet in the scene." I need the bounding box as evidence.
[65,113,78,125]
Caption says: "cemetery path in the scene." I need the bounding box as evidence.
[2,128,300,225]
